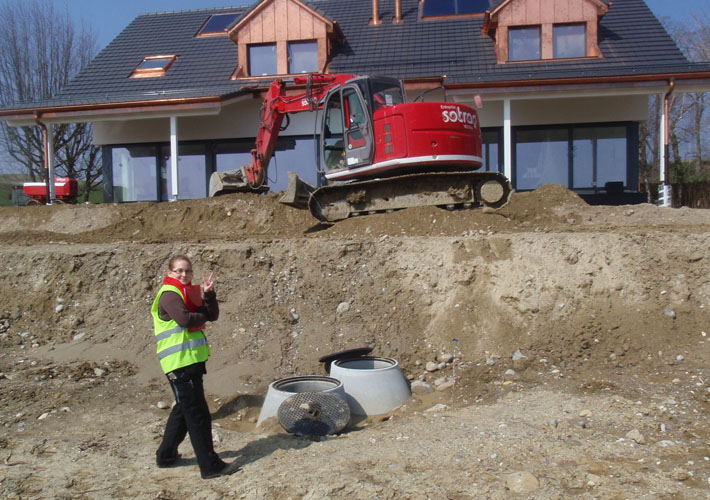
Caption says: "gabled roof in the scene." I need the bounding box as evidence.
[230,0,335,35]
[1,0,708,118]
[489,0,608,17]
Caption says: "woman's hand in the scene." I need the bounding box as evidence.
[202,272,215,294]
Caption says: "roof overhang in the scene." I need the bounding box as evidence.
[0,92,256,127]
[444,73,710,101]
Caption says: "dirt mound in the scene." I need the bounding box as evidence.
[1,184,709,498]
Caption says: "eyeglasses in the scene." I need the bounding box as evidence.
[170,268,193,275]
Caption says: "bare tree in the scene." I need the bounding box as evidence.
[663,16,710,177]
[0,0,100,200]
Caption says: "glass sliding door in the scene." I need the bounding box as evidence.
[160,144,208,200]
[481,129,501,172]
[515,128,569,190]
[111,145,158,202]
[573,126,627,190]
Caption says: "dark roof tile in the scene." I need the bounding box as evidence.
[4,0,708,110]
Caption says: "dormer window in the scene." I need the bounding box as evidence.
[248,43,277,76]
[130,55,177,78]
[421,0,490,18]
[197,13,240,37]
[508,26,540,62]
[554,23,586,59]
[507,23,587,62]
[288,41,318,74]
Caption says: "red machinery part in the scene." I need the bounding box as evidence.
[22,177,78,204]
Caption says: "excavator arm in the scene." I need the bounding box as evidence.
[209,73,355,196]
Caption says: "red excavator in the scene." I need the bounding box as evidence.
[208,73,511,222]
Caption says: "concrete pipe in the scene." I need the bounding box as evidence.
[257,375,346,425]
[329,356,411,416]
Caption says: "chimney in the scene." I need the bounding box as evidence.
[371,0,381,25]
[394,0,403,23]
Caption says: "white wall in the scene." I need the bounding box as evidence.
[93,92,650,145]
[92,96,320,145]
[476,95,649,127]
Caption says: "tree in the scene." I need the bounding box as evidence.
[0,0,100,201]
[641,14,710,198]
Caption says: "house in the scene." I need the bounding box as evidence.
[1,0,709,205]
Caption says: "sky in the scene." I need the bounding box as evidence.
[51,0,710,53]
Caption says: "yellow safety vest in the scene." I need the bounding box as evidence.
[151,284,210,374]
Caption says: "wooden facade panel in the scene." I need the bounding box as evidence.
[511,0,526,24]
[301,7,315,38]
[250,14,263,43]
[541,24,553,59]
[287,1,301,39]
[263,2,275,41]
[526,0,541,23]
[540,0,554,23]
[554,0,569,21]
[275,0,288,40]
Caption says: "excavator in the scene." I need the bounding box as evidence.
[208,73,512,222]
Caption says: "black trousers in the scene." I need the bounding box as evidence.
[156,362,226,476]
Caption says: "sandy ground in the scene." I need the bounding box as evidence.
[0,184,709,499]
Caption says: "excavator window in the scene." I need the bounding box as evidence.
[369,78,405,111]
[323,92,345,171]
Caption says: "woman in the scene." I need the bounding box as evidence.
[151,254,239,479]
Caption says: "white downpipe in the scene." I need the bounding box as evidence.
[170,116,178,201]
[658,92,670,206]
[46,124,55,204]
[503,98,512,181]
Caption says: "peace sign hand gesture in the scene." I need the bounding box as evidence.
[202,272,215,294]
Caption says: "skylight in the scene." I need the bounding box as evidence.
[130,56,177,78]
[197,13,240,36]
[421,0,490,17]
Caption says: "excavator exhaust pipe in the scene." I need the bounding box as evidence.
[279,171,316,209]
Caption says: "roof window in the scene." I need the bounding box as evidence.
[421,0,490,18]
[130,55,177,78]
[197,13,240,36]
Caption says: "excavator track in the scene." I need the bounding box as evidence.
[307,171,512,223]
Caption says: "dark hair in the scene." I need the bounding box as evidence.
[168,255,192,271]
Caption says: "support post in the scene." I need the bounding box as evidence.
[503,98,512,181]
[47,124,55,204]
[170,116,179,201]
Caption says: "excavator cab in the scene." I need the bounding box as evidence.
[320,82,373,175]
[319,76,404,178]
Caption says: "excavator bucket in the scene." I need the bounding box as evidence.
[208,168,250,197]
[278,171,316,209]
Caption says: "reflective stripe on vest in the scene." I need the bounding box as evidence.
[151,284,210,374]
[157,337,209,360]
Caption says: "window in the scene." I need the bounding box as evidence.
[573,127,626,189]
[481,129,502,172]
[111,146,159,202]
[554,24,586,59]
[508,27,540,61]
[105,137,320,203]
[130,55,177,78]
[160,144,208,200]
[421,0,489,17]
[249,43,277,76]
[288,41,318,74]
[197,13,240,36]
[511,124,632,192]
[515,128,568,190]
